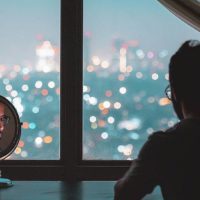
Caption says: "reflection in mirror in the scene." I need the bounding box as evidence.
[0,95,21,187]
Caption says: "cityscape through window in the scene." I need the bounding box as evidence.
[0,0,60,160]
[83,0,200,160]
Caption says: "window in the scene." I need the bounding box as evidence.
[83,0,200,160]
[0,0,60,160]
[1,0,200,180]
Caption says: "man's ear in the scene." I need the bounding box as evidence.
[171,88,184,120]
[171,88,177,101]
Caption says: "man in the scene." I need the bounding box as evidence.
[114,40,200,200]
[0,102,9,139]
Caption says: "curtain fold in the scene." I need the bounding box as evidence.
[158,0,200,31]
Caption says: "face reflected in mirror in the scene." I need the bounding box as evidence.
[0,102,9,139]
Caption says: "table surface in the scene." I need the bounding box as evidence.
[0,181,163,200]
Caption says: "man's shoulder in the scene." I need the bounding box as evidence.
[148,124,179,141]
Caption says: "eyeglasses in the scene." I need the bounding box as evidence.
[165,85,172,101]
[0,115,10,126]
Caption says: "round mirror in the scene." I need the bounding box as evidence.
[0,95,21,160]
[0,95,21,188]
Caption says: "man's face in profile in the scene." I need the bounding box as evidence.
[0,103,5,138]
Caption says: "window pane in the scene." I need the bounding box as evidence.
[0,0,60,160]
[83,0,200,160]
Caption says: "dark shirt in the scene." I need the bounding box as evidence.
[114,118,200,200]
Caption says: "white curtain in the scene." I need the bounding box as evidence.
[158,0,200,31]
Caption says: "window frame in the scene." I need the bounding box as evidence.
[0,0,131,181]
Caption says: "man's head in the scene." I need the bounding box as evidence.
[169,40,200,119]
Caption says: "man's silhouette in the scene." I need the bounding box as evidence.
[114,40,200,200]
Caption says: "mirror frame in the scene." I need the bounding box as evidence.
[0,95,21,160]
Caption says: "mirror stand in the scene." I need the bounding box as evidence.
[0,170,13,188]
[0,178,13,188]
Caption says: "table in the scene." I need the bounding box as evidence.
[0,181,162,200]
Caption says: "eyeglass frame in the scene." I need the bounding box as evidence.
[165,85,172,101]
[0,115,10,126]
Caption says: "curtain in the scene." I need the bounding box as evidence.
[158,0,200,31]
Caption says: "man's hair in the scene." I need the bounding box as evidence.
[169,40,200,110]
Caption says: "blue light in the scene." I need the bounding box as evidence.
[29,123,36,129]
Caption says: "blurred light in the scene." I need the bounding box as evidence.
[92,56,101,65]
[117,145,124,153]
[147,97,155,104]
[136,49,145,59]
[15,147,22,154]
[11,90,18,97]
[90,116,97,123]
[29,123,36,129]
[22,122,29,129]
[147,51,154,59]
[41,89,48,96]
[35,81,43,88]
[10,71,17,78]
[126,65,133,73]
[119,87,127,94]
[16,104,24,113]
[22,68,30,75]
[168,120,175,127]
[36,41,55,57]
[21,151,28,158]
[5,84,12,91]
[18,140,25,148]
[120,48,127,55]
[136,72,143,79]
[44,136,53,144]
[123,144,133,156]
[3,78,9,85]
[117,144,133,156]
[114,102,121,109]
[32,106,40,114]
[13,65,21,72]
[103,101,111,108]
[22,84,29,91]
[107,116,115,124]
[13,97,21,104]
[118,118,141,131]
[165,73,169,80]
[159,98,171,106]
[120,48,127,73]
[101,60,110,68]
[101,132,108,139]
[118,74,125,81]
[83,85,90,93]
[38,131,46,137]
[105,90,112,97]
[89,97,98,105]
[91,122,98,129]
[146,127,154,135]
[56,88,60,95]
[98,120,106,127]
[102,109,109,115]
[48,81,55,88]
[152,73,159,80]
[6,97,12,102]
[35,137,43,148]
[159,50,168,58]
[129,132,140,140]
[83,94,90,101]
[46,96,53,102]
[87,65,94,72]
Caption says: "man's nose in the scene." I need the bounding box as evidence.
[0,123,4,132]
